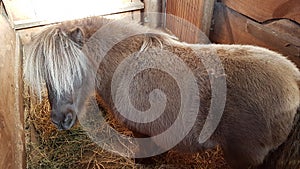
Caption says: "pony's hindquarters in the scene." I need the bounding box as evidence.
[208,45,300,169]
[257,108,300,169]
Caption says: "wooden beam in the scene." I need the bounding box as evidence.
[0,15,25,169]
[142,0,163,28]
[201,0,215,36]
[221,0,300,23]
[3,0,144,30]
[210,3,300,67]
[245,20,300,57]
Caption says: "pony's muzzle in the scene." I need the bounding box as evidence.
[50,104,77,130]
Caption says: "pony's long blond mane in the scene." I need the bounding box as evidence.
[23,26,89,99]
[23,17,175,100]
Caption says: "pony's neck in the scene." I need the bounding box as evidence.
[80,18,159,66]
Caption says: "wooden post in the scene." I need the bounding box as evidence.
[201,0,215,36]
[142,0,163,28]
[0,15,24,169]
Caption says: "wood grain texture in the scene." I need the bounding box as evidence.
[143,0,162,28]
[0,15,24,169]
[2,0,144,29]
[165,0,214,43]
[221,0,300,23]
[210,3,300,67]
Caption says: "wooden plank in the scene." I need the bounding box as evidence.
[165,0,214,43]
[2,0,36,24]
[221,0,300,23]
[210,3,300,67]
[246,21,300,57]
[0,1,8,17]
[264,19,300,45]
[3,0,144,29]
[14,1,144,30]
[201,0,215,36]
[17,11,142,45]
[0,15,16,169]
[143,0,162,28]
[132,10,141,22]
[13,32,25,169]
[0,15,24,169]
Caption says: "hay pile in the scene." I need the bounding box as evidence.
[24,96,230,169]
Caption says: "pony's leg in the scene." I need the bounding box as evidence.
[254,109,299,169]
[221,138,270,169]
[132,131,168,165]
[222,143,252,169]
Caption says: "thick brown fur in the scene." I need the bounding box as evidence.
[24,16,300,169]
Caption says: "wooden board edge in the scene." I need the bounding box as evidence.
[13,1,144,30]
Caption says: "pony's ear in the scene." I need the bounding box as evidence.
[69,27,84,47]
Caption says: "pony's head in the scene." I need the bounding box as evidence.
[24,26,94,130]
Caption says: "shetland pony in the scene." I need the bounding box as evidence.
[23,17,300,169]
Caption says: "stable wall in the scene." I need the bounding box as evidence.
[0,15,24,169]
[210,0,300,67]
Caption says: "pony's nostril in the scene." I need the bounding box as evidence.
[61,112,76,130]
[64,113,73,123]
[50,105,76,130]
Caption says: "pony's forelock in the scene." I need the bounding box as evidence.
[23,26,89,100]
[23,17,175,101]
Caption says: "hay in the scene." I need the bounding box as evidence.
[25,97,136,169]
[24,95,230,169]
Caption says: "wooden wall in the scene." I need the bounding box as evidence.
[3,0,144,30]
[0,15,24,169]
[162,0,300,65]
[210,0,300,67]
[221,0,299,23]
[165,0,214,43]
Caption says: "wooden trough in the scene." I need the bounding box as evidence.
[0,0,299,168]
